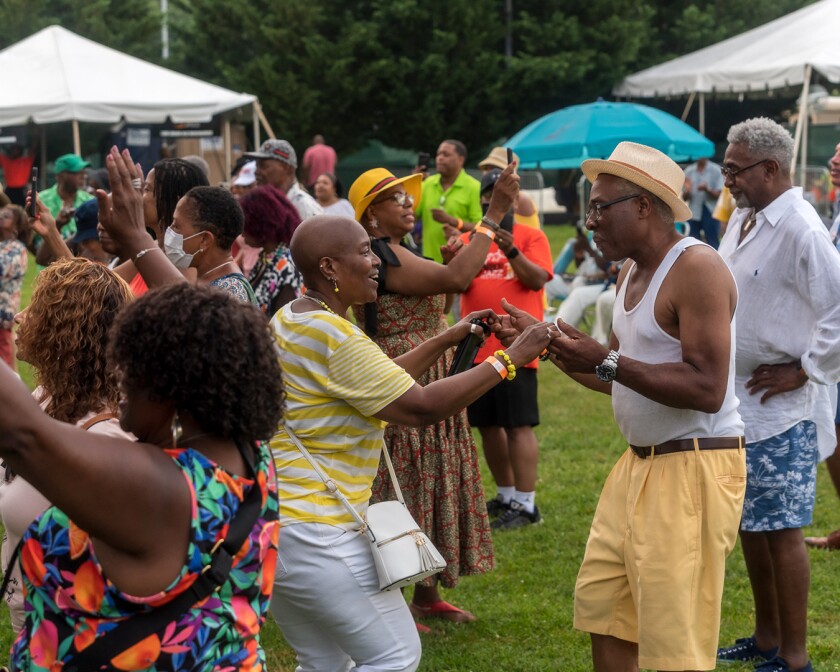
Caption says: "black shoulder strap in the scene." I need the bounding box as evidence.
[63,440,263,672]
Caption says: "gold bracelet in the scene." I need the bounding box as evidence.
[494,350,516,381]
[474,225,496,241]
[484,355,508,379]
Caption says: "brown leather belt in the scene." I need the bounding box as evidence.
[630,436,744,459]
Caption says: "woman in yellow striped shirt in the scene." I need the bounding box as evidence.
[268,165,552,671]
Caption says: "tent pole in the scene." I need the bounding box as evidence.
[537,162,544,228]
[72,119,81,156]
[698,93,705,135]
[254,100,276,140]
[681,91,696,122]
[791,64,811,180]
[800,64,812,187]
[252,103,260,149]
[223,118,231,185]
[40,126,47,188]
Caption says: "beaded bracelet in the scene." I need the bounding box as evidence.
[484,355,508,379]
[494,349,516,381]
[474,225,496,241]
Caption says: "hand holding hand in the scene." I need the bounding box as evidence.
[505,321,554,367]
[746,362,808,404]
[501,298,539,334]
[548,318,609,373]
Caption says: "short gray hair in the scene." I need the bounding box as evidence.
[613,176,675,226]
[727,117,793,170]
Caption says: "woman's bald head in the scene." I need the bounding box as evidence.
[290,215,367,283]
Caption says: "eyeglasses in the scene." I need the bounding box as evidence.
[585,194,640,222]
[374,192,414,208]
[721,159,767,180]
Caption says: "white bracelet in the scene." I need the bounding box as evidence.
[134,246,159,261]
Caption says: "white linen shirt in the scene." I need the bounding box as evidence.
[718,187,840,447]
[287,181,325,222]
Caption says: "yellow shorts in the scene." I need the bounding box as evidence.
[574,445,746,671]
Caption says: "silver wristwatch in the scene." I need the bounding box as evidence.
[595,350,620,382]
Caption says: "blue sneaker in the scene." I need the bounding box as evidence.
[755,655,814,672]
[717,635,778,663]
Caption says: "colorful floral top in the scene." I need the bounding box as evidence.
[10,445,280,672]
[247,245,301,316]
[210,272,258,306]
[0,238,27,330]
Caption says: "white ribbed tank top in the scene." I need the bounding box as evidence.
[611,237,743,445]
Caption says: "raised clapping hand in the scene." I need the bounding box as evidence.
[96,146,149,250]
[746,362,808,403]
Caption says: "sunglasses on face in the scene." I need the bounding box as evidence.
[374,192,415,208]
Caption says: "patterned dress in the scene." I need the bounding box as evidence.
[352,245,494,588]
[10,446,280,672]
[248,245,302,316]
[210,272,258,306]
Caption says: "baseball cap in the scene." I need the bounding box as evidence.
[233,161,257,187]
[244,139,297,167]
[54,154,91,173]
[68,200,100,244]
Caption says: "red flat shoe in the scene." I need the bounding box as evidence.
[409,600,477,623]
[804,528,840,550]
[415,622,432,634]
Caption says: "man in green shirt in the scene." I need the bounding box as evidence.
[38,154,93,241]
[416,140,482,262]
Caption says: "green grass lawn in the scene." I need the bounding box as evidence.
[3,227,840,669]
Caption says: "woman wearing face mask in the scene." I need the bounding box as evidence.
[163,186,256,304]
[97,148,257,304]
[345,166,516,627]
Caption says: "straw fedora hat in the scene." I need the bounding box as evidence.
[479,146,520,172]
[348,168,423,222]
[581,142,691,222]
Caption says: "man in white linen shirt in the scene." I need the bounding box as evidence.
[716,118,840,672]
[245,139,324,221]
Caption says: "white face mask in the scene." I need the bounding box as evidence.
[164,228,204,270]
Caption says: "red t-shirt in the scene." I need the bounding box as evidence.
[459,223,553,369]
[0,154,35,188]
[302,144,337,183]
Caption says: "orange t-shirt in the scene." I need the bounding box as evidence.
[128,272,148,297]
[459,223,553,369]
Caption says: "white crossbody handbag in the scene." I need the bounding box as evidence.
[283,425,446,591]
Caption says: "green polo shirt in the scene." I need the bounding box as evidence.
[417,170,482,262]
[38,184,94,240]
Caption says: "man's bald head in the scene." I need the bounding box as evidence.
[290,215,367,283]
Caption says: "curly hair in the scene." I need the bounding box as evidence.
[727,117,794,171]
[239,185,301,247]
[153,158,209,230]
[182,186,243,251]
[0,204,31,245]
[108,284,284,444]
[18,258,133,424]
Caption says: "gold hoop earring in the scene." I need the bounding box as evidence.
[171,411,183,448]
[332,278,340,294]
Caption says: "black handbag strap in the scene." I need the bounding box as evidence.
[62,440,263,671]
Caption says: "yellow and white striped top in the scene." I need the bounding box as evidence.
[269,304,415,529]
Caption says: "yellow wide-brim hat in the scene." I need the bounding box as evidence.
[581,142,692,222]
[348,168,423,223]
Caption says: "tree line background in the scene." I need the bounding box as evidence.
[0,0,822,158]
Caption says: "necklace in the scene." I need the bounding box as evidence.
[302,292,337,315]
[200,259,234,279]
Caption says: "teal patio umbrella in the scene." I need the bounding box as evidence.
[508,100,714,169]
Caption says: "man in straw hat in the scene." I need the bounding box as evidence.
[500,141,746,671]
[714,118,840,672]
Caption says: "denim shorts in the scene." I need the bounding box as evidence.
[741,420,818,532]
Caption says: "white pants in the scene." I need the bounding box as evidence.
[270,523,421,672]
[591,285,616,346]
[557,283,605,326]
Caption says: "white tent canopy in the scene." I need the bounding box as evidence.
[0,25,257,125]
[613,0,840,97]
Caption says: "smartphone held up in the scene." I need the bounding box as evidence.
[28,167,38,218]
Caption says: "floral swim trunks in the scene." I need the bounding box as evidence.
[741,420,818,532]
